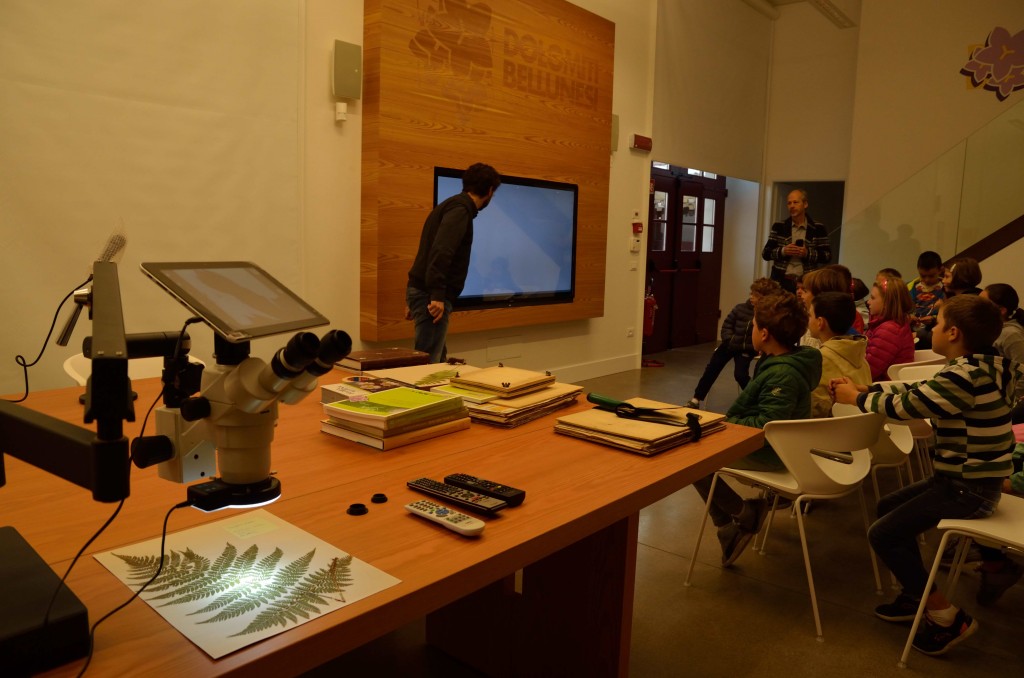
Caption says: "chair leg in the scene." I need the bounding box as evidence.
[871,466,882,506]
[946,536,973,599]
[756,492,780,555]
[793,497,824,641]
[685,472,720,586]
[898,531,955,667]
[858,487,883,595]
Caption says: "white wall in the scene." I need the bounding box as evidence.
[763,2,859,185]
[652,0,772,182]
[841,0,1024,284]
[845,0,1024,219]
[0,0,304,395]
[0,0,658,396]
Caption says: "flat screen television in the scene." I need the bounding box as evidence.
[434,167,577,311]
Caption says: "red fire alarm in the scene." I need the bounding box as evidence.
[630,134,653,152]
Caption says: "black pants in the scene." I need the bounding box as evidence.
[693,343,753,401]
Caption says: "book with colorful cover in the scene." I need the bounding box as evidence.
[322,406,470,438]
[320,416,471,450]
[320,377,406,404]
[364,363,481,390]
[322,386,463,430]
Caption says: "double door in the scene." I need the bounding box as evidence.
[643,170,725,353]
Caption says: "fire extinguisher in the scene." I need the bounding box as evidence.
[643,286,658,337]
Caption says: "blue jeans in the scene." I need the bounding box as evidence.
[868,475,1002,598]
[406,286,451,363]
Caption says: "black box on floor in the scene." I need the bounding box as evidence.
[0,526,89,675]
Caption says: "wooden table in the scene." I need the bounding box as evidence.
[2,372,762,677]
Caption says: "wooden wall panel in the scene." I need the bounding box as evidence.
[361,0,614,341]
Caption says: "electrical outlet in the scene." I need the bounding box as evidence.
[626,327,635,337]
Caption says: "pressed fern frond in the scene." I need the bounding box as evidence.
[197,549,315,624]
[230,554,354,636]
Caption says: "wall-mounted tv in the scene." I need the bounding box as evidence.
[434,167,578,311]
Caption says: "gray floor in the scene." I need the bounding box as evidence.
[309,344,1022,676]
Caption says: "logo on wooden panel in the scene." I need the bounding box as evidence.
[408,0,602,121]
[409,1,494,121]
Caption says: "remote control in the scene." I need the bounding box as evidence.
[404,499,485,537]
[444,473,526,507]
[407,477,508,514]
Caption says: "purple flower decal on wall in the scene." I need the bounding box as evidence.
[961,27,1024,101]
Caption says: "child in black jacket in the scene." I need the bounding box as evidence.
[685,278,781,408]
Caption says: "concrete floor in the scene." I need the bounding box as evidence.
[309,344,1023,676]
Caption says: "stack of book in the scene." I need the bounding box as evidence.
[320,386,469,450]
[362,363,481,390]
[554,397,726,456]
[335,347,430,375]
[461,382,584,427]
[448,365,555,398]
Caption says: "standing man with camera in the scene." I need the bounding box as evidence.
[762,189,831,294]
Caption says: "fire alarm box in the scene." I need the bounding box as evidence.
[632,220,643,234]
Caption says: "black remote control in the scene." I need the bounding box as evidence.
[444,473,526,507]
[407,478,508,515]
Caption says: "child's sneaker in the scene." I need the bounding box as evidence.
[874,593,921,622]
[976,558,1024,606]
[684,397,701,409]
[717,523,755,568]
[911,609,978,656]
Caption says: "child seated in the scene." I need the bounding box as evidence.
[865,274,915,381]
[907,251,945,349]
[807,291,870,418]
[685,278,780,408]
[692,291,822,567]
[833,295,1022,656]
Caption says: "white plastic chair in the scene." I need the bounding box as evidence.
[913,349,943,362]
[872,379,937,479]
[833,402,915,503]
[887,357,944,381]
[63,353,204,386]
[684,411,886,641]
[898,494,1024,668]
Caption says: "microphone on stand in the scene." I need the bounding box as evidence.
[56,230,127,347]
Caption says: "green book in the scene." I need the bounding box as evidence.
[322,386,463,430]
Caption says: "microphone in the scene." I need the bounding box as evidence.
[57,229,129,347]
[93,230,127,270]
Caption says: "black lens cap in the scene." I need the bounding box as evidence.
[371,493,388,504]
[346,503,369,516]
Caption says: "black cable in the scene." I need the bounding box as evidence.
[3,276,91,403]
[75,499,193,677]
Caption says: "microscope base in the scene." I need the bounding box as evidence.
[187,476,282,512]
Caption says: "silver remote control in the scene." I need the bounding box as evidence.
[404,499,485,537]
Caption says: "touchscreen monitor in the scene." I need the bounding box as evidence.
[141,261,328,342]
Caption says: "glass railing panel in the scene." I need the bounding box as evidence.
[958,101,1024,251]
[839,141,965,281]
[840,95,1024,279]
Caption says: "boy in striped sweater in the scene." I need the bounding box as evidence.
[832,294,1021,657]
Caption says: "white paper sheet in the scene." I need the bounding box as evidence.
[94,509,400,659]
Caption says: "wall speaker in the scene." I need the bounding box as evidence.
[332,40,362,99]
